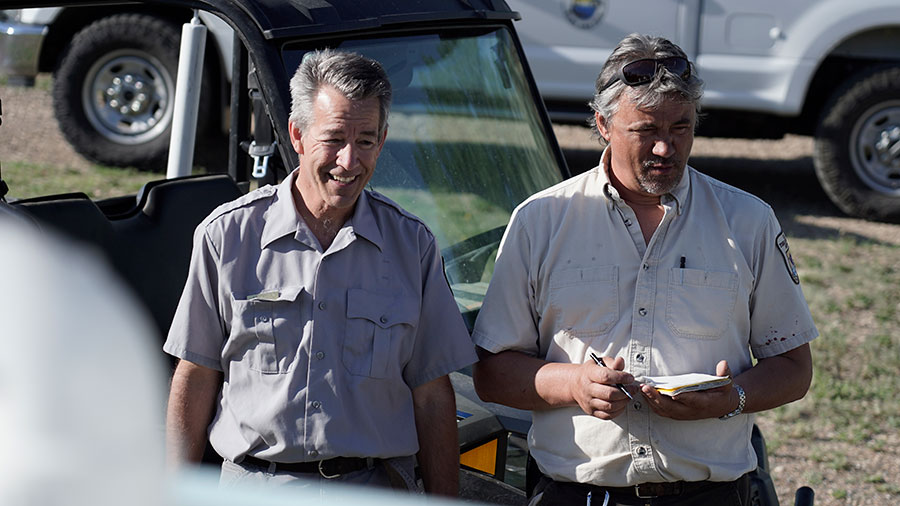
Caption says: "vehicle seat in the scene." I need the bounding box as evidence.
[13,192,117,256]
[13,174,243,341]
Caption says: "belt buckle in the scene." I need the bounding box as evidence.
[634,483,658,499]
[318,459,341,479]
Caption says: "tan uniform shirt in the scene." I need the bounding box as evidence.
[472,150,817,486]
[164,170,476,463]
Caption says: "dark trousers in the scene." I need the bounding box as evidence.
[533,474,750,506]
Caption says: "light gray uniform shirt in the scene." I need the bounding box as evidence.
[472,150,817,486]
[164,170,476,463]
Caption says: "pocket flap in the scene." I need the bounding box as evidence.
[347,288,418,328]
[240,285,304,304]
[670,269,737,290]
[549,265,618,288]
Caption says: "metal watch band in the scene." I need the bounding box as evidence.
[719,384,746,420]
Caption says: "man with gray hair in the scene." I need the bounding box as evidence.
[164,49,475,496]
[472,34,816,504]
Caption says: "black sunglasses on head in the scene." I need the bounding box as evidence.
[600,56,692,92]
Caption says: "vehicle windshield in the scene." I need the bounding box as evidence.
[284,27,563,324]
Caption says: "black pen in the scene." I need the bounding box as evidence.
[589,352,634,400]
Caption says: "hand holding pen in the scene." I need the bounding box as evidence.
[590,352,635,400]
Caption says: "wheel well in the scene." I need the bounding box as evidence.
[39,6,193,73]
[795,27,900,136]
[40,6,227,134]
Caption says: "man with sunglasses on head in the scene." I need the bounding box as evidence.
[471,33,817,505]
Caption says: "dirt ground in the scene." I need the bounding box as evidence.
[3,82,900,505]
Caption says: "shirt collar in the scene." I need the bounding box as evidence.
[260,169,383,251]
[260,169,307,249]
[599,147,689,215]
[346,189,383,252]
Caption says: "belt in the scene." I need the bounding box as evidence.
[551,478,725,500]
[602,480,715,498]
[240,455,376,478]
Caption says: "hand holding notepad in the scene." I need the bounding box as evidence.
[640,373,731,396]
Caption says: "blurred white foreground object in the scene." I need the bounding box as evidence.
[0,218,165,506]
[169,465,474,506]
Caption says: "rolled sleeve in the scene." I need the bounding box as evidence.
[472,207,541,356]
[163,224,226,371]
[402,234,477,389]
[749,211,818,358]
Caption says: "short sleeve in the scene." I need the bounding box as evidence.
[748,210,818,358]
[163,223,227,371]
[471,207,541,356]
[402,233,477,389]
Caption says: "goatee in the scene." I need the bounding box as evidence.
[637,158,685,196]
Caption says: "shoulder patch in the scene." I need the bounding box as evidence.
[776,231,800,285]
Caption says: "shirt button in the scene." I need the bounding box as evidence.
[642,263,649,270]
[624,219,633,226]
[318,301,327,310]
[311,400,322,409]
[633,401,642,410]
[308,450,319,458]
[380,316,388,324]
[637,447,647,456]
[636,353,645,362]
[258,315,269,323]
[638,308,647,316]
[315,351,325,360]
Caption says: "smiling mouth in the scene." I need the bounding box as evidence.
[330,174,356,184]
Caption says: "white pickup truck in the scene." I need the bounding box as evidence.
[2,0,900,221]
[509,0,900,222]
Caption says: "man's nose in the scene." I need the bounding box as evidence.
[652,137,675,158]
[336,142,358,168]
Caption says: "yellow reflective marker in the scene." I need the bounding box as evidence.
[460,438,498,475]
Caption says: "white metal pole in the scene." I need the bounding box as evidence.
[166,11,207,179]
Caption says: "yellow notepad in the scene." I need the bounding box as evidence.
[641,373,731,396]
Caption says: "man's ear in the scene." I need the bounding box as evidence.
[595,111,610,142]
[289,121,304,155]
[376,125,388,154]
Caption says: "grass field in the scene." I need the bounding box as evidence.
[759,233,900,504]
[3,160,155,200]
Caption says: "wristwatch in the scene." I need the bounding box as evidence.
[719,384,746,420]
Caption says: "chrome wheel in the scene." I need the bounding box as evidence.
[81,49,175,145]
[849,100,900,196]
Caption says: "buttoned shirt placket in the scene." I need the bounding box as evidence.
[299,224,358,461]
[606,183,683,480]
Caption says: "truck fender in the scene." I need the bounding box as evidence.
[779,0,900,113]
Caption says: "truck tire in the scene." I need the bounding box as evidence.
[814,65,900,223]
[52,14,214,171]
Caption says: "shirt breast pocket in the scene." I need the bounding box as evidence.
[231,286,304,374]
[345,288,420,378]
[549,265,619,338]
[666,268,738,340]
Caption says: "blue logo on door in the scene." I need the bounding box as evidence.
[563,0,606,29]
